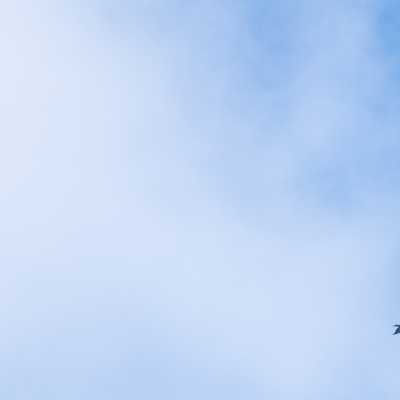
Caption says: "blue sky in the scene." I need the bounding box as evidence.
[1,0,400,399]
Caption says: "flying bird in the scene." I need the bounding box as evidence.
[393,325,400,335]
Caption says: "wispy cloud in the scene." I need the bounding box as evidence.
[0,1,399,399]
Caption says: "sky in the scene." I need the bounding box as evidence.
[1,0,400,399]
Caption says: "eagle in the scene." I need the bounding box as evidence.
[393,325,400,335]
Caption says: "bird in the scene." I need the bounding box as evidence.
[393,325,400,335]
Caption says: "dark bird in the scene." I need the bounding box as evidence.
[393,325,400,335]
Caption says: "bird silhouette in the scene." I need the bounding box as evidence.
[393,325,400,335]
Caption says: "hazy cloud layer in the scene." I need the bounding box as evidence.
[0,1,400,399]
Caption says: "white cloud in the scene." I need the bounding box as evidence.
[0,1,399,399]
